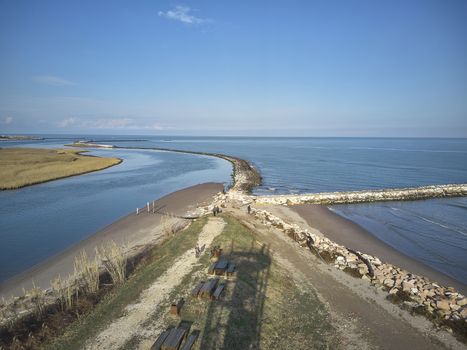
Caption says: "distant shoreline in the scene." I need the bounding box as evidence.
[0,135,44,141]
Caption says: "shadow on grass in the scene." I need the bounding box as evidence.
[199,238,271,350]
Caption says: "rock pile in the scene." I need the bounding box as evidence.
[254,184,467,206]
[250,207,467,330]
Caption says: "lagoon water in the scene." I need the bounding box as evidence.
[1,136,466,285]
[0,142,231,281]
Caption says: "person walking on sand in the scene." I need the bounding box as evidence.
[212,206,217,216]
[247,204,251,214]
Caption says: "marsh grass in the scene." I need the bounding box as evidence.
[74,251,100,295]
[96,241,127,285]
[0,148,121,190]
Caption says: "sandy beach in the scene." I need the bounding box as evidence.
[289,204,467,295]
[0,182,223,299]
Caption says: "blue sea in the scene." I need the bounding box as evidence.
[1,136,466,286]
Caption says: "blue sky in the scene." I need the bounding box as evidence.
[0,0,466,136]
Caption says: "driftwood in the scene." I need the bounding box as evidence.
[347,248,374,277]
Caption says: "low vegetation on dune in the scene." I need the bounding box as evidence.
[0,148,121,190]
[39,215,337,350]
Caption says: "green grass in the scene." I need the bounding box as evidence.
[0,148,121,190]
[44,217,208,350]
[44,214,338,350]
[182,215,338,350]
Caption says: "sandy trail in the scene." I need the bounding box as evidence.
[84,217,226,350]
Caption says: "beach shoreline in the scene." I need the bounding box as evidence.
[289,204,467,295]
[0,182,223,299]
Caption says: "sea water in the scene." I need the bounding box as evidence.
[1,136,466,285]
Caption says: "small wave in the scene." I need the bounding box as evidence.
[347,147,467,154]
[389,207,467,237]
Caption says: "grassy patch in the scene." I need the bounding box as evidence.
[150,214,339,350]
[44,217,208,350]
[45,214,338,350]
[0,148,121,190]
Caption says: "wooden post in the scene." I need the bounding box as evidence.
[152,200,155,213]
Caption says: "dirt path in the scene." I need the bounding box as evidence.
[228,206,465,350]
[83,217,226,350]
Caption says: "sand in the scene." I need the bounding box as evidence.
[290,204,467,295]
[229,205,464,350]
[0,183,224,299]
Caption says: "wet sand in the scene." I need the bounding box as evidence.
[0,182,223,299]
[291,204,467,295]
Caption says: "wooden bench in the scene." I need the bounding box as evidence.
[181,330,200,350]
[162,327,186,350]
[207,262,216,275]
[199,278,219,298]
[191,281,204,298]
[226,263,235,276]
[211,283,225,300]
[151,327,173,350]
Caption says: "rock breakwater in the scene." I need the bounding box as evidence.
[246,206,467,337]
[254,183,467,205]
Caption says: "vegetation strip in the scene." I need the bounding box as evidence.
[8,214,341,349]
[0,148,121,190]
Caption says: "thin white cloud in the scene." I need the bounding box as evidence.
[33,75,75,86]
[57,117,167,130]
[57,117,78,127]
[1,116,13,125]
[158,5,210,24]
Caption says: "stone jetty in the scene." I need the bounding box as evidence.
[246,206,467,331]
[254,183,467,205]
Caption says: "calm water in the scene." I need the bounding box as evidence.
[0,142,231,281]
[1,136,466,285]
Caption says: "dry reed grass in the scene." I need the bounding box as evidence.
[96,241,127,285]
[51,275,75,311]
[160,214,183,236]
[24,282,46,318]
[0,148,121,190]
[74,250,100,295]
